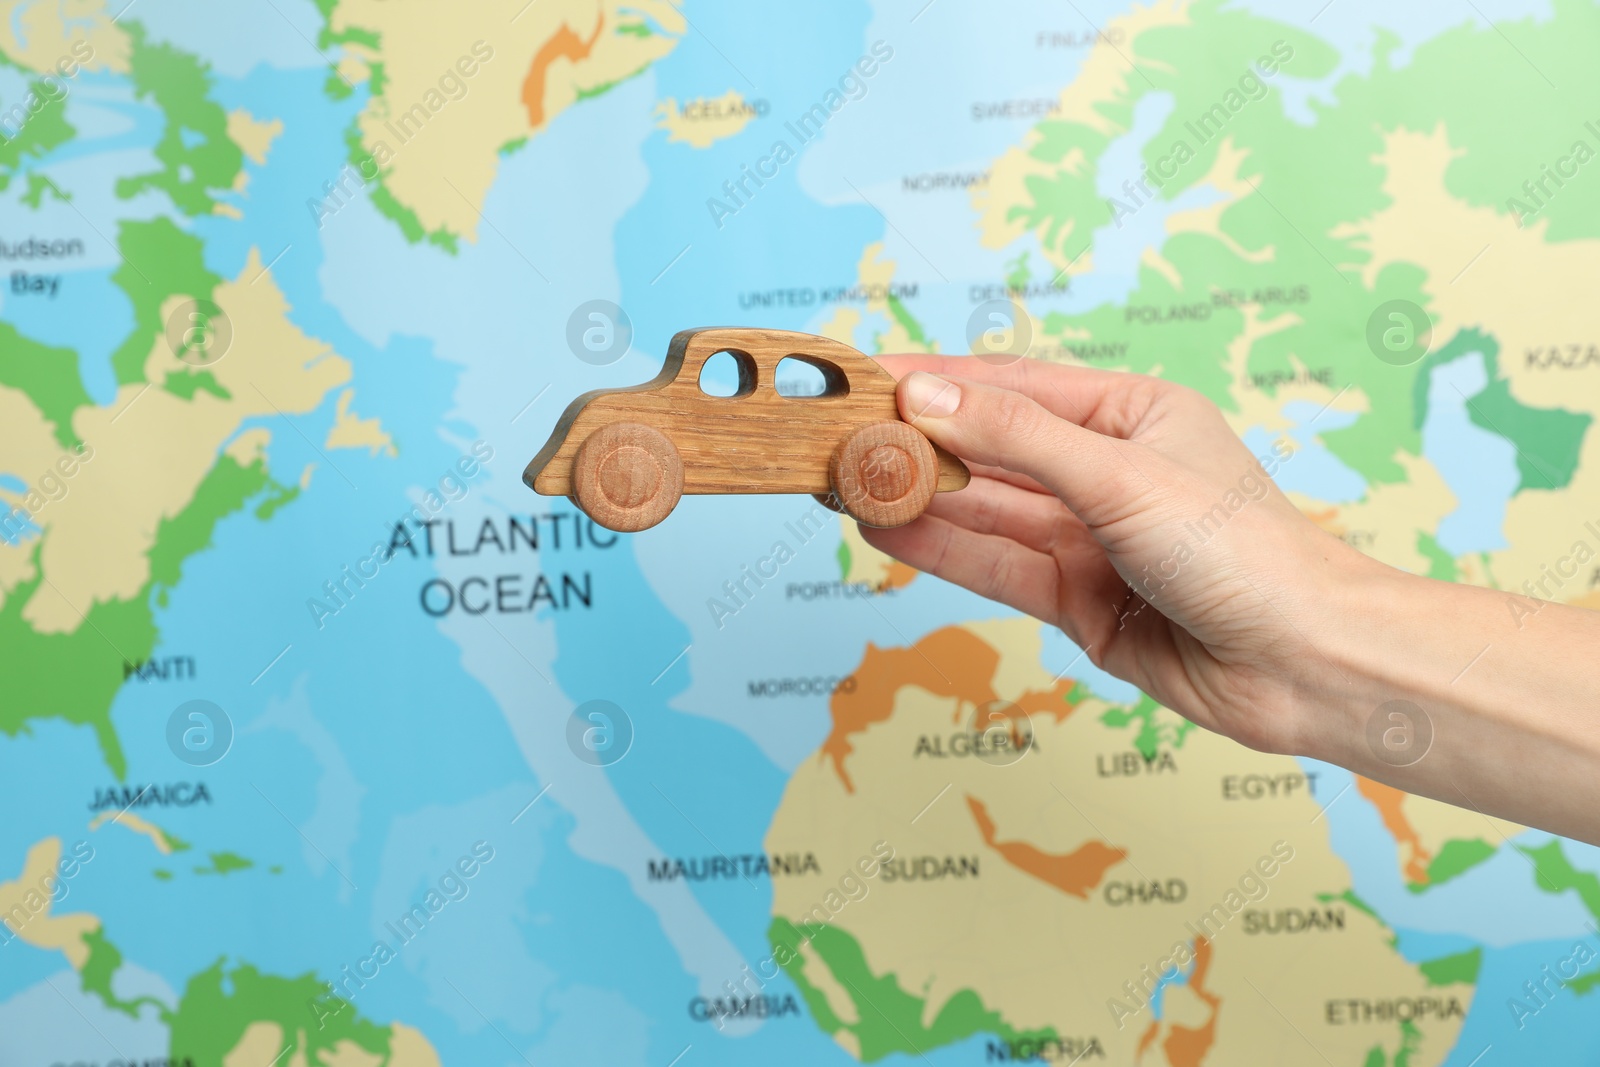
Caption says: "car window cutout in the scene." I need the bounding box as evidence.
[697,350,756,397]
[774,354,848,399]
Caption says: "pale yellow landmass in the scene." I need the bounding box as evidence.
[857,242,936,354]
[220,1021,437,1067]
[816,306,861,347]
[227,109,283,165]
[387,1023,444,1066]
[299,463,317,489]
[1291,452,1458,575]
[0,387,58,595]
[225,428,273,468]
[331,0,681,238]
[325,389,396,457]
[88,810,180,855]
[963,617,1061,698]
[1139,245,1183,290]
[1217,304,1342,431]
[0,839,99,969]
[768,622,1468,1065]
[1492,421,1600,601]
[0,248,350,633]
[824,243,939,587]
[319,1040,383,1067]
[222,1021,286,1067]
[973,0,1189,270]
[837,518,917,592]
[655,90,756,148]
[799,940,858,1026]
[0,0,129,73]
[1343,125,1600,411]
[1165,137,1275,265]
[1341,125,1600,598]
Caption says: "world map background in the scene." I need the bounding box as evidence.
[4,0,1600,1064]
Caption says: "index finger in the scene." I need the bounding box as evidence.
[874,353,1161,441]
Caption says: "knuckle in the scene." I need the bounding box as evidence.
[987,391,1039,443]
[981,548,1014,596]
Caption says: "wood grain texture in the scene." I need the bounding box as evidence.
[828,421,938,528]
[571,422,683,532]
[525,327,970,507]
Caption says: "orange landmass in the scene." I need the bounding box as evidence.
[1357,776,1432,885]
[520,14,605,128]
[1136,1020,1161,1060]
[965,795,1124,899]
[881,560,919,591]
[822,626,1077,792]
[1161,936,1220,1067]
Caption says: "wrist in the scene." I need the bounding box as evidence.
[1289,552,1428,767]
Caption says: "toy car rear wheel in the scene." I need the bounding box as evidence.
[572,422,683,532]
[829,421,938,528]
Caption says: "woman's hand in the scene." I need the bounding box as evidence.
[863,355,1380,758]
[862,353,1600,845]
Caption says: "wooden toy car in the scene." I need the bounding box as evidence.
[524,327,970,532]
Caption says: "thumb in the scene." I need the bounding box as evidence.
[898,370,1132,520]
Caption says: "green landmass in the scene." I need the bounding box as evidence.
[21,170,67,208]
[194,851,253,876]
[1519,839,1600,920]
[884,293,930,348]
[1414,532,1456,582]
[80,924,416,1060]
[152,868,172,881]
[1012,0,1600,484]
[109,217,222,387]
[1363,1019,1424,1067]
[255,481,301,521]
[1417,947,1482,986]
[1099,694,1192,759]
[835,538,852,579]
[1409,838,1496,893]
[1,455,279,777]
[1317,888,1395,946]
[162,369,231,401]
[1415,328,1590,493]
[0,79,75,190]
[168,960,394,1064]
[1004,251,1031,291]
[340,126,458,253]
[770,917,1055,1062]
[0,324,91,447]
[80,928,164,1018]
[114,24,243,215]
[574,61,656,104]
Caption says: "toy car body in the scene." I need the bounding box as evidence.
[524,327,969,532]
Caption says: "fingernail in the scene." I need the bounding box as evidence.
[904,372,960,419]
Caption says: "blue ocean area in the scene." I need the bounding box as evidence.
[5,0,1600,1063]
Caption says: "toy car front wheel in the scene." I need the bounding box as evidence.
[572,422,684,532]
[829,421,938,528]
